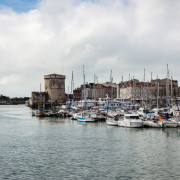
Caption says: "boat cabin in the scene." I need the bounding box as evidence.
[124,114,140,120]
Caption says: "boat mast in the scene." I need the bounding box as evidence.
[128,74,130,107]
[94,74,96,100]
[71,71,74,95]
[144,68,146,108]
[83,65,86,110]
[150,72,152,108]
[134,76,136,106]
[110,70,113,99]
[68,85,69,101]
[142,69,145,107]
[157,80,159,116]
[122,75,123,104]
[171,74,173,106]
[51,80,52,108]
[38,83,41,110]
[150,72,153,120]
[166,64,170,109]
[133,76,135,105]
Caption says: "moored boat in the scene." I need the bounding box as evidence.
[118,114,143,128]
[35,109,46,117]
[106,116,118,126]
[77,112,96,122]
[143,120,161,128]
[159,120,178,128]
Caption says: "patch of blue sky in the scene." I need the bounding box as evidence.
[123,0,129,6]
[81,0,99,3]
[0,0,39,13]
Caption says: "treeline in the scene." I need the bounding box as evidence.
[10,97,30,104]
[0,95,30,104]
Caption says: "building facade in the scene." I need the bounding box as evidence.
[29,92,47,108]
[117,78,179,106]
[73,82,117,100]
[73,88,82,101]
[30,73,66,108]
[44,74,66,103]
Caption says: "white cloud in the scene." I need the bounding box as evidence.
[0,0,180,96]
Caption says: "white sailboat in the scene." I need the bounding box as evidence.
[77,65,95,122]
[158,65,178,128]
[106,70,118,126]
[159,120,178,128]
[77,112,96,122]
[143,80,161,128]
[106,116,118,126]
[143,120,161,128]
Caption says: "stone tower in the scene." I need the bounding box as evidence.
[44,74,66,103]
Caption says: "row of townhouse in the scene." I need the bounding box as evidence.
[72,78,180,106]
[73,82,117,101]
[117,78,179,105]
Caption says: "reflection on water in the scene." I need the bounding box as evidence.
[162,128,180,138]
[37,117,66,124]
[0,105,180,179]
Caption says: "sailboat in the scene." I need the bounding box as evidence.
[106,70,118,126]
[143,76,162,128]
[77,111,97,122]
[160,65,178,127]
[77,65,96,122]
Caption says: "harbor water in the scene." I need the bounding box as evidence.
[1,105,180,180]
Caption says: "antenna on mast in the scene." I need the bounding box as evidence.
[110,70,112,82]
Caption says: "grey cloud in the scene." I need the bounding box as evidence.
[0,0,180,96]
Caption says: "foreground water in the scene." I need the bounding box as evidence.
[0,105,180,179]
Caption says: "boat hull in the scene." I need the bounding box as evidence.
[160,121,178,128]
[143,121,161,128]
[77,117,96,122]
[77,113,96,122]
[106,120,118,126]
[118,120,143,128]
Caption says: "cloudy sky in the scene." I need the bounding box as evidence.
[0,0,180,97]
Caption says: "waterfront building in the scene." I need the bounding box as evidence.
[117,79,153,102]
[117,78,179,106]
[82,83,108,100]
[91,84,108,99]
[73,88,82,101]
[44,74,66,104]
[73,82,117,100]
[29,92,47,108]
[30,73,66,108]
[102,82,117,99]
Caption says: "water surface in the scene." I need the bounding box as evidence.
[0,105,180,180]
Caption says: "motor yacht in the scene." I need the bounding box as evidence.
[118,114,143,128]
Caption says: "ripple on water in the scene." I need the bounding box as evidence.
[1,105,180,179]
